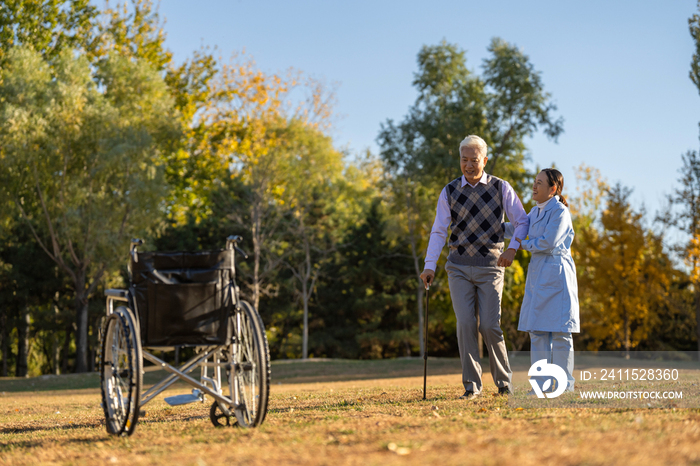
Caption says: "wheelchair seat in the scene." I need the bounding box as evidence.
[130,249,235,347]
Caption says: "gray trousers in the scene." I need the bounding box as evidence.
[530,331,575,391]
[445,261,511,393]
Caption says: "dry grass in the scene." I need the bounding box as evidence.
[2,358,700,465]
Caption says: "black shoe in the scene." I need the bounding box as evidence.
[498,386,511,396]
[459,390,477,400]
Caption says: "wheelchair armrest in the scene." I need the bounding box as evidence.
[105,289,129,300]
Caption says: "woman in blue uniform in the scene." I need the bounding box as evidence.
[506,168,579,393]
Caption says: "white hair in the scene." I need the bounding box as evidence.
[459,135,488,159]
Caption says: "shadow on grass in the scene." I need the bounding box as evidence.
[0,421,102,435]
[266,388,491,414]
[0,373,102,393]
[270,357,462,384]
[0,435,103,451]
[0,440,42,450]
[0,358,465,393]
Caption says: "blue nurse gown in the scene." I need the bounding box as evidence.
[505,197,580,333]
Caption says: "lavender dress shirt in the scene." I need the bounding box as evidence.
[424,173,529,272]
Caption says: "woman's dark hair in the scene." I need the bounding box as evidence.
[542,168,568,207]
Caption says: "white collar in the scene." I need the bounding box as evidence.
[536,195,558,209]
[461,173,488,188]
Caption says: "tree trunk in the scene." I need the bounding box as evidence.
[302,288,309,360]
[1,310,7,377]
[404,178,428,358]
[61,324,73,373]
[53,303,60,375]
[408,215,425,357]
[695,289,700,360]
[75,275,89,372]
[17,308,30,377]
[301,229,311,360]
[624,308,630,360]
[53,332,60,375]
[251,201,262,311]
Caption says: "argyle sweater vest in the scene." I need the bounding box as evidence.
[446,175,505,267]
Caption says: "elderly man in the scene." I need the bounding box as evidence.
[420,135,529,399]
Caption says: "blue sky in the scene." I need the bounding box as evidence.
[158,0,698,218]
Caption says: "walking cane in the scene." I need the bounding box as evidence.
[422,282,430,401]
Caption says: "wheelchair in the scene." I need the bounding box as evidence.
[99,236,270,436]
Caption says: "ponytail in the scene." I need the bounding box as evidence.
[542,168,569,208]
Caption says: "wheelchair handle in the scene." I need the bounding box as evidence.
[226,235,248,259]
[234,245,249,260]
[226,235,241,248]
[130,238,144,263]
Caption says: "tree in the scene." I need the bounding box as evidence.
[0,222,70,376]
[689,1,700,99]
[577,184,671,355]
[0,47,179,372]
[665,3,700,354]
[664,151,700,354]
[165,52,296,310]
[0,0,99,65]
[568,164,609,232]
[277,121,347,359]
[175,53,340,319]
[0,0,184,374]
[382,176,436,356]
[0,0,169,70]
[97,0,172,71]
[380,39,563,189]
[153,50,353,359]
[481,39,564,175]
[377,38,563,356]
[312,200,417,359]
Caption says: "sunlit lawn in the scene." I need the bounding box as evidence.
[1,358,700,465]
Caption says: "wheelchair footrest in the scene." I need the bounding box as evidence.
[164,389,204,406]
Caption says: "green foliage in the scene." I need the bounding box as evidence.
[689,1,700,97]
[0,0,170,69]
[661,145,700,356]
[0,222,71,376]
[0,0,99,64]
[482,38,563,177]
[379,38,562,190]
[379,40,483,184]
[98,0,172,71]
[312,201,416,359]
[0,46,177,264]
[576,184,675,352]
[663,151,700,239]
[2,7,698,373]
[0,45,179,371]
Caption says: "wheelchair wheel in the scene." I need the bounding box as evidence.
[226,300,270,428]
[100,306,143,436]
[209,401,232,427]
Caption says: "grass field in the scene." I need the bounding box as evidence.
[2,358,700,465]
